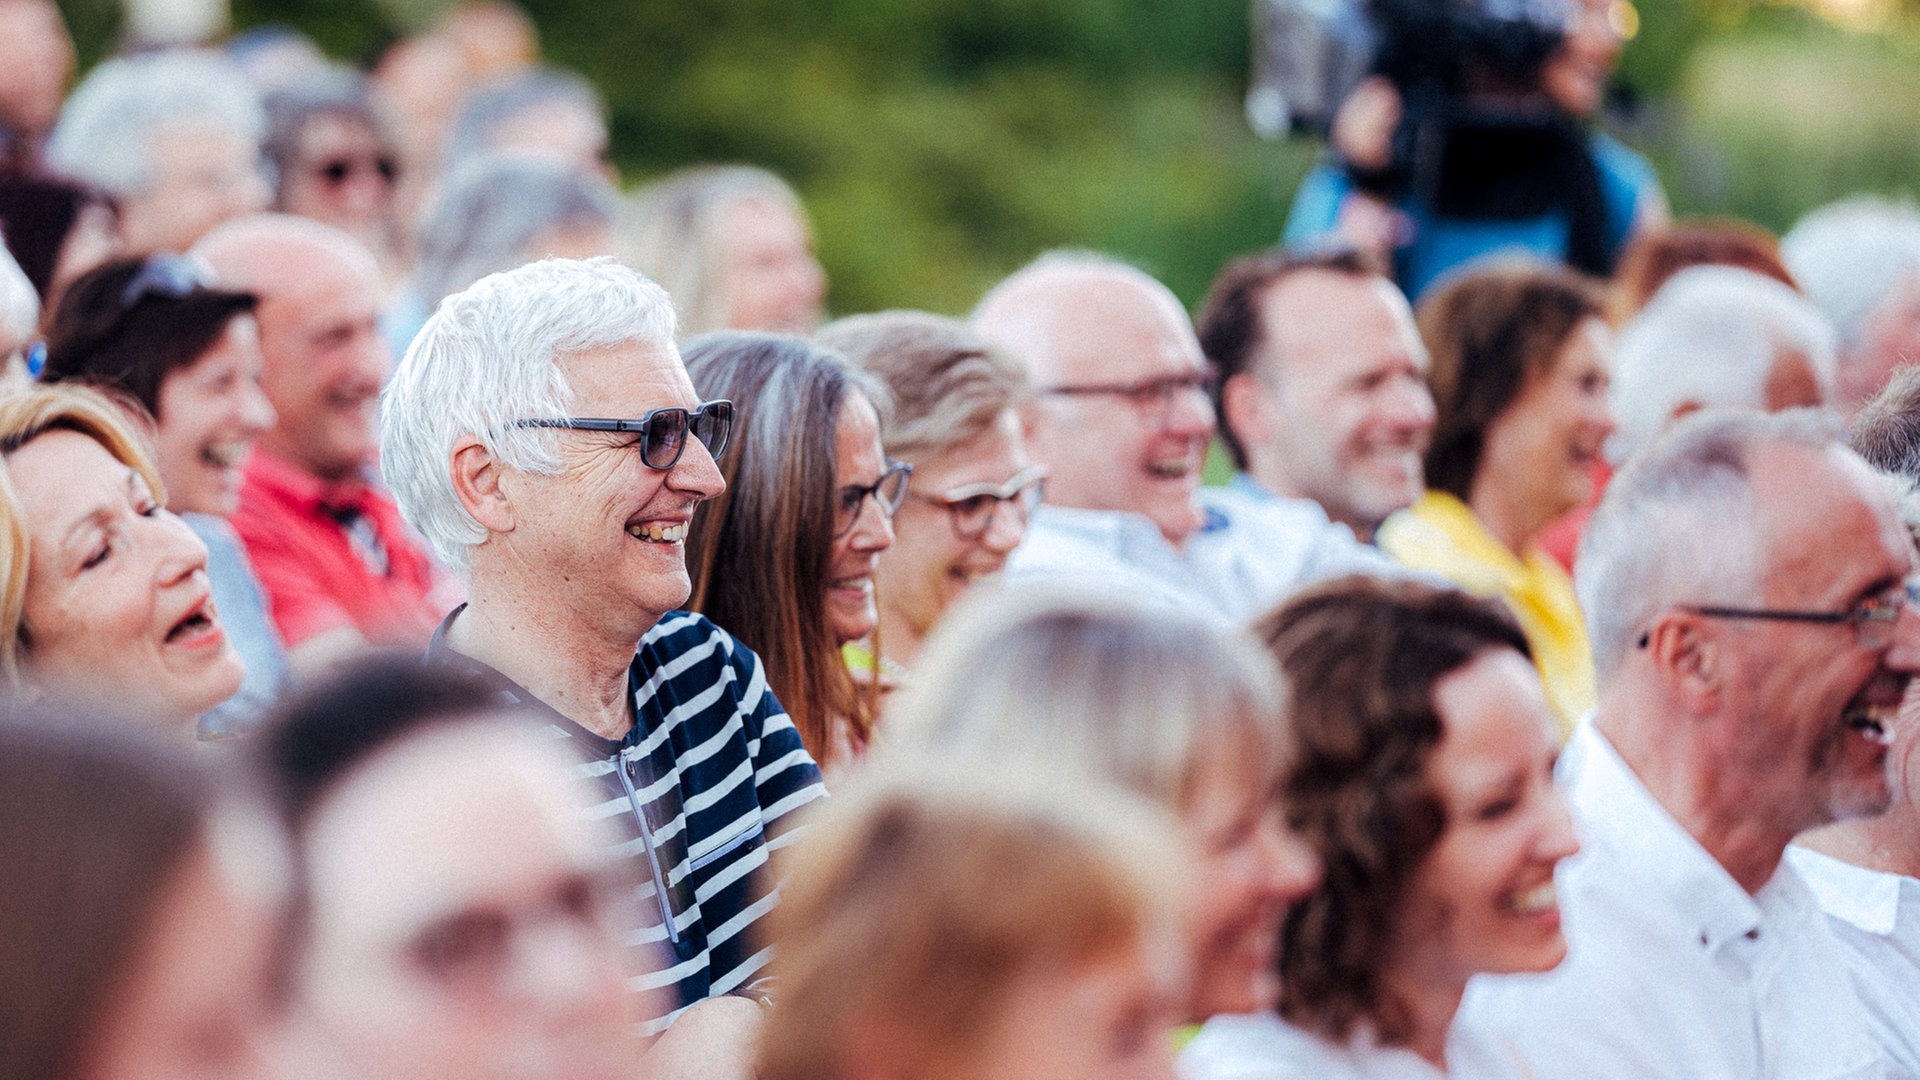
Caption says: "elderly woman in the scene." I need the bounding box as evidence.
[683,331,899,779]
[816,311,1038,683]
[1183,575,1579,1077]
[0,385,245,733]
[624,165,827,336]
[0,718,292,1079]
[761,765,1187,1080]
[883,586,1321,1026]
[1378,260,1615,734]
[40,254,288,735]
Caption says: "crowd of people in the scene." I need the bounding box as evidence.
[2,0,1920,1078]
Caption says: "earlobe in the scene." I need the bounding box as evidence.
[449,438,514,535]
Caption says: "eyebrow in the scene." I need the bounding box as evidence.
[56,468,142,556]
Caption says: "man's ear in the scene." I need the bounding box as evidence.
[1642,612,1722,716]
[1221,371,1273,451]
[449,437,514,535]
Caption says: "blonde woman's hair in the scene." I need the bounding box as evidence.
[758,763,1181,1080]
[883,584,1289,809]
[0,385,167,687]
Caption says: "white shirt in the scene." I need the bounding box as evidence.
[1179,1012,1531,1080]
[1462,723,1889,1079]
[1005,486,1401,624]
[1786,846,1920,1079]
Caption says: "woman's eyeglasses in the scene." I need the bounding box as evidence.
[513,400,734,471]
[915,464,1048,541]
[834,460,912,538]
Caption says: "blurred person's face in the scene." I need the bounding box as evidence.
[719,196,826,334]
[294,725,641,1080]
[1476,317,1615,535]
[493,341,725,633]
[877,411,1035,656]
[154,315,276,516]
[0,0,73,137]
[1023,278,1215,547]
[826,392,895,646]
[1237,270,1434,539]
[1541,0,1621,118]
[1177,732,1322,1020]
[251,240,389,482]
[1389,648,1579,994]
[74,810,294,1080]
[1846,271,1920,415]
[486,101,610,179]
[10,429,243,732]
[121,125,270,256]
[944,935,1185,1080]
[278,113,398,246]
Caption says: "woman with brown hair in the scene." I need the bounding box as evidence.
[1183,575,1578,1078]
[1378,259,1615,734]
[682,331,902,779]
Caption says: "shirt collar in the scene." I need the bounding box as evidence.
[1787,845,1908,937]
[245,448,372,514]
[424,603,631,756]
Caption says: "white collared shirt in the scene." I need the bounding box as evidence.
[1462,723,1889,1079]
[1179,1011,1530,1080]
[1004,487,1401,624]
[1786,846,1920,1078]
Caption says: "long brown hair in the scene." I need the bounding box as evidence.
[681,331,889,767]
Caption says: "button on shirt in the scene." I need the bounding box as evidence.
[1004,485,1402,624]
[1786,846,1920,1078]
[1462,723,1889,1079]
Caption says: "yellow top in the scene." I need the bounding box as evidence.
[1377,491,1595,738]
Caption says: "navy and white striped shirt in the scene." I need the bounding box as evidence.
[427,607,828,1034]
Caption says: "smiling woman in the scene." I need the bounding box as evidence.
[0,384,245,736]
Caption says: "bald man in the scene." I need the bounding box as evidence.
[196,214,447,668]
[972,251,1396,622]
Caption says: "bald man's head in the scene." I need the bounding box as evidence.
[972,254,1214,546]
[195,214,390,481]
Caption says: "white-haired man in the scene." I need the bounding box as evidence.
[48,50,268,254]
[381,256,825,1077]
[1783,196,1920,417]
[973,251,1397,622]
[1466,409,1916,1077]
[1608,264,1835,463]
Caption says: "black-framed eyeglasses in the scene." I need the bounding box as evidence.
[914,463,1048,541]
[1039,370,1216,423]
[120,253,216,309]
[512,400,734,471]
[1651,577,1920,652]
[835,460,912,538]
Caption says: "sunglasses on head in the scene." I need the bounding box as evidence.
[119,253,216,310]
[512,400,734,471]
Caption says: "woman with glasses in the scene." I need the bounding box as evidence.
[683,331,901,780]
[40,253,287,736]
[817,311,1040,690]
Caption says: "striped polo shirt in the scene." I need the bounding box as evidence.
[427,606,828,1034]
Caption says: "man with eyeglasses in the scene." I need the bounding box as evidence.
[381,257,825,1080]
[972,250,1398,622]
[1465,409,1913,1079]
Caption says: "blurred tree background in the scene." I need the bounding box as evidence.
[54,0,1920,315]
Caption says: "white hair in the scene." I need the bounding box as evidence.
[1577,409,1841,679]
[380,257,678,570]
[0,243,36,355]
[1609,265,1837,462]
[46,50,265,198]
[1782,196,1920,348]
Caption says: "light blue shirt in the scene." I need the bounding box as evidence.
[185,513,291,739]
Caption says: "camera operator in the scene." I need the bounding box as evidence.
[1272,0,1668,298]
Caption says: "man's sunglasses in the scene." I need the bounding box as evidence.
[512,400,734,471]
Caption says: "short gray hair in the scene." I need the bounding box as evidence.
[1610,265,1837,461]
[46,51,264,197]
[444,67,605,166]
[621,164,805,336]
[1782,195,1920,348]
[1577,409,1842,678]
[814,310,1030,465]
[414,154,620,306]
[380,257,678,570]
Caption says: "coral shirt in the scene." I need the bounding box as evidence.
[229,450,446,649]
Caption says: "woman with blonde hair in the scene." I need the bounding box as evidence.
[882,586,1321,1025]
[0,384,244,734]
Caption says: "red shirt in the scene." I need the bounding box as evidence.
[230,450,448,649]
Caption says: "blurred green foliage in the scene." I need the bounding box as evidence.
[54,0,1920,317]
